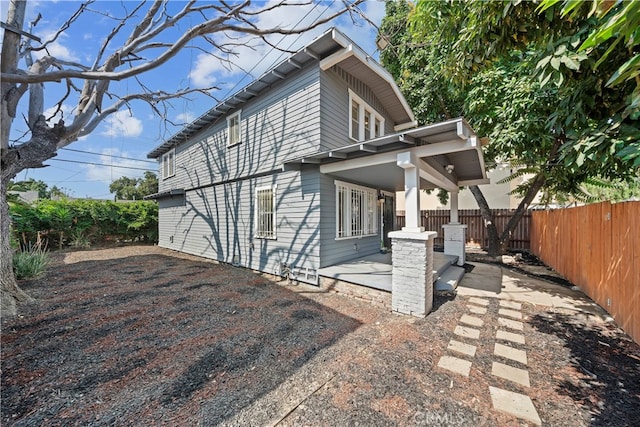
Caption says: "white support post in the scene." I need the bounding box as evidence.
[450,190,459,224]
[397,152,424,232]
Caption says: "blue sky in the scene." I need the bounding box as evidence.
[3,0,388,199]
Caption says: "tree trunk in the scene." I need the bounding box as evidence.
[469,172,548,257]
[1,177,34,318]
[469,185,502,256]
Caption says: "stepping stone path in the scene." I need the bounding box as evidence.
[437,297,542,425]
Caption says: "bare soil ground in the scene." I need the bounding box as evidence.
[2,245,639,426]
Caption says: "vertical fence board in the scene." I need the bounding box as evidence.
[531,201,640,344]
[395,209,531,250]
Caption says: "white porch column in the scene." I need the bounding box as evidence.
[450,190,459,223]
[397,152,424,232]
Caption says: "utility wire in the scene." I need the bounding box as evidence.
[47,158,156,172]
[60,147,156,163]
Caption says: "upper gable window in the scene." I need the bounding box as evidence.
[162,149,175,179]
[349,89,384,142]
[227,110,241,147]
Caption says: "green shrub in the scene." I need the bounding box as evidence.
[13,244,49,279]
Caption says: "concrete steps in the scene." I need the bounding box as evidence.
[435,265,466,292]
[433,252,465,292]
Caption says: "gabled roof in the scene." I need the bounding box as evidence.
[147,28,415,159]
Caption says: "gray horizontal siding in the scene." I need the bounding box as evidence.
[318,174,381,268]
[159,65,321,193]
[319,66,396,152]
[157,169,321,276]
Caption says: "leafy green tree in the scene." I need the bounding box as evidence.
[380,0,639,255]
[109,172,158,200]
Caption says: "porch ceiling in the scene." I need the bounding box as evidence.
[284,117,489,192]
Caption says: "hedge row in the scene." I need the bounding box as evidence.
[10,199,158,250]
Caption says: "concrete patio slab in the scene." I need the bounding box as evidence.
[492,361,530,387]
[468,297,489,306]
[489,386,542,425]
[460,314,484,327]
[454,325,480,339]
[496,330,526,345]
[494,343,528,365]
[438,355,472,377]
[498,317,524,331]
[499,300,522,310]
[467,304,487,315]
[447,339,477,357]
[498,308,523,319]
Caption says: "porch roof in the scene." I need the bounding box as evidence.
[283,117,489,192]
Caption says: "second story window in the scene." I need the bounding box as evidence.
[227,110,241,146]
[349,89,384,142]
[162,149,175,179]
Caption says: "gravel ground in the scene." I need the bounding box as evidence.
[2,245,639,426]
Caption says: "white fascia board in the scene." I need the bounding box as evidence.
[319,46,354,71]
[458,178,491,186]
[394,121,418,132]
[320,150,398,174]
[412,139,475,158]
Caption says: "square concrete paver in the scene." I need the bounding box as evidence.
[494,343,528,365]
[496,330,526,345]
[499,300,522,310]
[454,325,481,339]
[467,305,487,315]
[498,308,523,319]
[468,297,489,306]
[492,361,530,387]
[489,386,541,425]
[460,314,484,327]
[438,355,472,377]
[498,317,524,331]
[448,339,477,357]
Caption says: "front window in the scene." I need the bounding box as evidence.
[227,110,241,146]
[255,186,276,239]
[336,180,378,238]
[348,89,385,141]
[162,149,175,179]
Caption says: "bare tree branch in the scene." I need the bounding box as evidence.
[2,0,363,84]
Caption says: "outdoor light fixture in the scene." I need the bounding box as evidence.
[446,164,455,174]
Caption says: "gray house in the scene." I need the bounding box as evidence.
[147,29,488,316]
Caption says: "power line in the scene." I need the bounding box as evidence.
[47,158,157,172]
[60,147,157,164]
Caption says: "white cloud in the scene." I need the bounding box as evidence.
[101,111,143,138]
[83,148,151,184]
[33,30,80,62]
[176,112,196,124]
[362,1,386,27]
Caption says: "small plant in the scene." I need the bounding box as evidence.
[69,229,91,249]
[13,243,49,280]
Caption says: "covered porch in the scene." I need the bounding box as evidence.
[317,251,462,293]
[286,117,488,316]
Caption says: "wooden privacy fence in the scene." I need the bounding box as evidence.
[396,209,531,250]
[530,201,640,344]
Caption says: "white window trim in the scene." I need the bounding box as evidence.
[227,110,242,147]
[348,89,385,142]
[254,185,277,240]
[335,180,378,240]
[162,149,175,179]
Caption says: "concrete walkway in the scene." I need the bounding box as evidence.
[433,261,610,425]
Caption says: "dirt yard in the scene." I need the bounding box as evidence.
[2,245,639,426]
